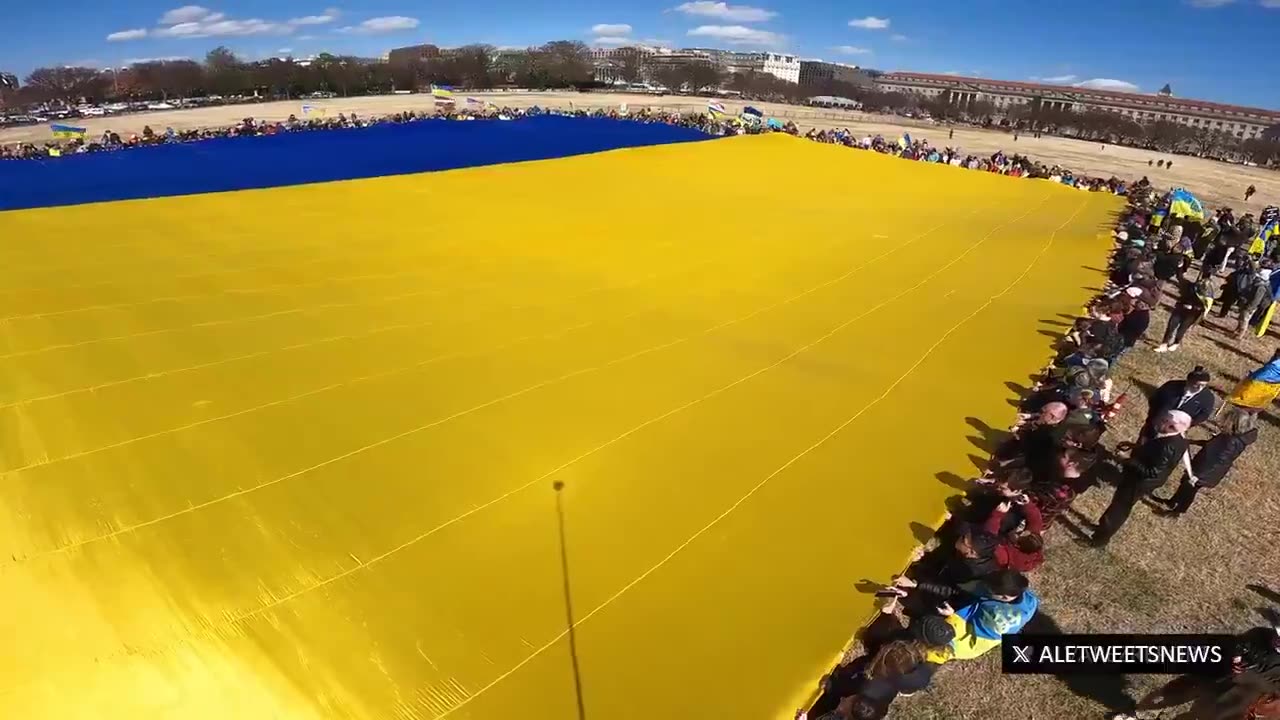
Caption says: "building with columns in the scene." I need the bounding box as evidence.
[875,72,1280,139]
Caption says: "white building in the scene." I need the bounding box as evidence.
[761,52,799,84]
[875,72,1280,140]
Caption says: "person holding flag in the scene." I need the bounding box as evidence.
[50,124,87,141]
[430,85,455,105]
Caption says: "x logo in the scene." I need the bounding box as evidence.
[1012,646,1033,663]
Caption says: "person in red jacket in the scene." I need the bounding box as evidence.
[983,498,1044,572]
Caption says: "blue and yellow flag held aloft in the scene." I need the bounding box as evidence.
[431,85,455,99]
[1166,187,1205,222]
[50,124,87,140]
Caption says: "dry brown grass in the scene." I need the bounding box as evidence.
[884,266,1280,720]
[3,91,1277,209]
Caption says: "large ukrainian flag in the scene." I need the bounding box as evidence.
[0,115,1121,720]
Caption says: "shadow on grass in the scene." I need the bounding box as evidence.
[1206,337,1268,366]
[1024,611,1135,713]
[1246,583,1280,608]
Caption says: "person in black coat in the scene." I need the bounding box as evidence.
[1156,278,1212,352]
[1217,261,1257,318]
[1091,410,1191,547]
[1153,410,1259,515]
[1138,366,1217,442]
[1117,299,1152,355]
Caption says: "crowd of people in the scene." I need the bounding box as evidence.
[0,103,1138,194]
[0,104,764,159]
[802,190,1280,719]
[801,127,1132,193]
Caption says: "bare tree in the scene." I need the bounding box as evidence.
[130,60,205,101]
[536,40,593,86]
[24,66,109,104]
[650,65,686,93]
[314,54,368,97]
[450,45,495,88]
[0,72,18,110]
[204,46,246,96]
[683,62,725,94]
[253,59,301,99]
[615,49,647,85]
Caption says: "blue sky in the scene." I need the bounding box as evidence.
[4,0,1279,108]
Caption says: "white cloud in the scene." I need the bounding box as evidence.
[123,56,192,65]
[591,23,633,35]
[592,36,633,46]
[890,33,907,41]
[142,7,341,39]
[1186,0,1234,6]
[1260,0,1280,7]
[687,24,783,46]
[277,47,293,53]
[289,8,340,25]
[848,16,890,29]
[942,70,961,75]
[107,28,149,41]
[160,5,215,24]
[1073,78,1139,92]
[672,2,777,22]
[155,17,292,37]
[297,35,317,40]
[833,45,872,55]
[335,16,420,34]
[1032,74,1078,83]
[641,37,672,47]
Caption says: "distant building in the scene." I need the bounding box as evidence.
[682,49,798,83]
[799,60,873,88]
[761,52,800,84]
[589,46,657,84]
[876,71,1280,140]
[387,44,442,67]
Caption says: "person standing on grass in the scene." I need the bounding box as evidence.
[1139,366,1217,443]
[1153,410,1259,516]
[1117,298,1152,358]
[1090,410,1191,548]
[1155,277,1213,353]
[1218,260,1258,320]
[1234,267,1274,338]
[1119,624,1280,720]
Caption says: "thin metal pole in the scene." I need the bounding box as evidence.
[553,481,587,720]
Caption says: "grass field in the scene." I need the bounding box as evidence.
[0,133,1119,720]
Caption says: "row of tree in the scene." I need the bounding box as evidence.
[0,42,602,109]
[3,43,1278,166]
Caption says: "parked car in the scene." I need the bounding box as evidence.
[146,102,175,110]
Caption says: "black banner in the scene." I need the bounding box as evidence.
[1002,634,1236,675]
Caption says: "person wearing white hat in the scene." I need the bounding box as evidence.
[1090,409,1191,548]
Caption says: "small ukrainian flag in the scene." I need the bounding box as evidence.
[50,124,87,140]
[431,85,454,98]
